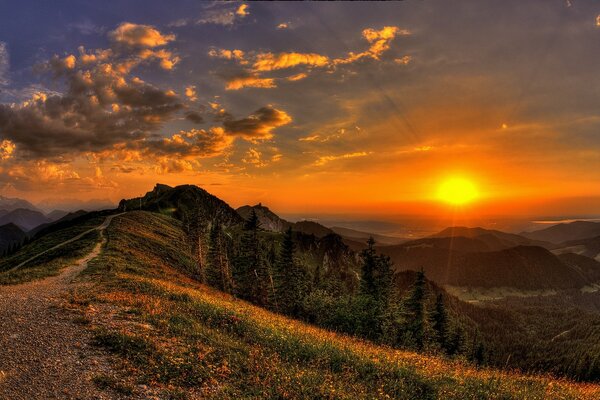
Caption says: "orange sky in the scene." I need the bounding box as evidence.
[1,2,600,217]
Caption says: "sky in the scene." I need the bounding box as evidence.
[0,1,599,218]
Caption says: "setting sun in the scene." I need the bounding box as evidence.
[437,177,478,205]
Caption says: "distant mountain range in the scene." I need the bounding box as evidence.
[0,195,41,213]
[522,221,600,244]
[0,209,51,232]
[378,226,600,290]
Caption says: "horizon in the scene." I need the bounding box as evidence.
[1,1,600,220]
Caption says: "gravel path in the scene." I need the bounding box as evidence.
[0,214,122,400]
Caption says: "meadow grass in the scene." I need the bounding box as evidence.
[78,211,600,399]
[0,229,100,285]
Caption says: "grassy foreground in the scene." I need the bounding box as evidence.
[67,211,600,399]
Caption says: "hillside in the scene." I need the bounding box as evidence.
[0,223,26,253]
[69,211,599,399]
[431,226,554,250]
[0,208,51,231]
[379,242,596,290]
[330,226,405,245]
[522,221,600,244]
[553,235,600,261]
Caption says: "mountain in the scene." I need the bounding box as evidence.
[522,221,600,244]
[552,235,600,261]
[330,226,406,245]
[236,203,291,232]
[46,210,70,221]
[0,195,41,213]
[236,203,336,238]
[28,210,89,237]
[119,183,242,226]
[379,239,597,289]
[48,210,594,398]
[0,223,26,253]
[431,226,553,250]
[0,208,51,231]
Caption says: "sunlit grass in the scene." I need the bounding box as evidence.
[77,211,600,399]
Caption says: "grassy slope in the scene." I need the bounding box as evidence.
[0,215,104,284]
[77,211,600,399]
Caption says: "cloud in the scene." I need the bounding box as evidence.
[236,4,249,17]
[242,148,266,167]
[253,52,329,72]
[211,25,408,89]
[197,3,250,26]
[185,85,197,101]
[184,111,204,124]
[0,25,184,160]
[0,42,9,86]
[208,48,247,64]
[225,74,276,90]
[109,22,175,48]
[299,126,360,143]
[143,127,233,159]
[0,139,15,160]
[333,26,409,65]
[222,106,292,140]
[394,55,412,65]
[287,73,308,82]
[313,151,370,166]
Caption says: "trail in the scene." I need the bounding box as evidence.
[6,213,122,273]
[0,213,124,400]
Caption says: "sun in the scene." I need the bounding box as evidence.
[437,177,478,205]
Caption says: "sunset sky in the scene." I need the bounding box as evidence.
[0,1,599,217]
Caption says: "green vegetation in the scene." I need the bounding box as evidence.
[75,211,599,398]
[0,229,100,285]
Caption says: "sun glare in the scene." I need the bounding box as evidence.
[437,177,478,205]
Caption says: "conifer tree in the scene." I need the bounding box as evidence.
[403,268,427,350]
[431,293,449,352]
[274,228,307,315]
[359,237,378,298]
[206,221,233,293]
[232,210,270,305]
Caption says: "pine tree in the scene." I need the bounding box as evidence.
[431,293,449,353]
[206,221,231,291]
[359,237,378,297]
[232,210,270,306]
[274,228,308,316]
[403,268,427,350]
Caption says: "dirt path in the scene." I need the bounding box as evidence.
[0,213,124,400]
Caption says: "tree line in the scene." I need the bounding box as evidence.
[185,210,485,361]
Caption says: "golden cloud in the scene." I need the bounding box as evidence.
[253,52,329,72]
[313,151,370,166]
[226,75,276,90]
[185,85,197,101]
[0,139,15,160]
[109,22,175,48]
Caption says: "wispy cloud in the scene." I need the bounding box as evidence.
[313,151,370,166]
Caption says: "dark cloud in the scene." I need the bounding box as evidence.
[184,110,204,124]
[222,106,292,140]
